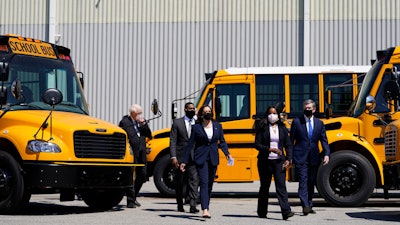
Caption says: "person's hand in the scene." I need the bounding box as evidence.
[171,158,179,169]
[323,156,329,165]
[180,163,186,172]
[136,114,146,126]
[270,148,282,155]
[282,160,290,170]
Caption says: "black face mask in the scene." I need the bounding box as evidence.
[203,113,212,120]
[185,110,195,119]
[304,109,313,117]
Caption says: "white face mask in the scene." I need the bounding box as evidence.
[268,113,279,124]
[135,114,144,122]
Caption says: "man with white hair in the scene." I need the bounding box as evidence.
[119,104,152,208]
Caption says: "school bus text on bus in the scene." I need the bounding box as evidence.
[0,35,135,214]
[8,37,56,59]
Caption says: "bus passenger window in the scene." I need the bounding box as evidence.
[290,74,318,117]
[255,74,285,117]
[215,84,250,122]
[323,73,354,116]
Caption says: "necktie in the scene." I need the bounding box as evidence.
[135,122,140,137]
[308,119,313,139]
[187,119,192,137]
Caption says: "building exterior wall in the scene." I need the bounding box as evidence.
[1,0,400,130]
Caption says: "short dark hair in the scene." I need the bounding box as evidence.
[184,102,194,109]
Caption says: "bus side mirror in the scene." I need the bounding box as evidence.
[0,86,7,105]
[151,99,159,115]
[171,101,177,120]
[148,98,162,122]
[77,71,84,89]
[0,62,9,81]
[42,88,63,106]
[11,79,22,100]
[325,89,332,119]
[365,95,376,112]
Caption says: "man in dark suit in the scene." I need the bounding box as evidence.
[290,99,330,215]
[119,104,152,208]
[170,102,199,213]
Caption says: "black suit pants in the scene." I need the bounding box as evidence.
[257,157,291,217]
[174,162,199,208]
[126,165,147,204]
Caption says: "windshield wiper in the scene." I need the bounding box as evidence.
[0,103,43,118]
[57,102,88,115]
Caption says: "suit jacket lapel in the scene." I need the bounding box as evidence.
[211,122,218,142]
[299,116,308,135]
[199,123,208,140]
[178,117,189,139]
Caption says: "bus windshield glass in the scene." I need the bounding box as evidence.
[348,62,382,118]
[3,55,89,114]
[194,78,211,107]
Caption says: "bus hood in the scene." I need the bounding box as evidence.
[0,110,123,135]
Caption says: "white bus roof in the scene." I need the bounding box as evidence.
[223,65,371,75]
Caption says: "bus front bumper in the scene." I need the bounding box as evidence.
[23,162,134,189]
[383,162,400,190]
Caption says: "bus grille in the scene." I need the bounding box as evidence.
[384,127,397,161]
[74,131,126,159]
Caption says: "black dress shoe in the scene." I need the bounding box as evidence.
[177,206,185,212]
[283,212,294,220]
[134,200,141,207]
[190,207,199,213]
[309,209,316,214]
[303,207,311,215]
[127,203,136,208]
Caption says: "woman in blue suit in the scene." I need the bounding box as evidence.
[180,105,232,219]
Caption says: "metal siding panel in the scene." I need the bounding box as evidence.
[2,0,400,131]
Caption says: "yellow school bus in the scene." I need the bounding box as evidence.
[0,35,135,214]
[376,47,400,197]
[146,65,371,206]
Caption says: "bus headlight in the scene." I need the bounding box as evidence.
[27,140,61,153]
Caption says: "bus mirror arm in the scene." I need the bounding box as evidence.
[33,89,63,140]
[170,89,200,120]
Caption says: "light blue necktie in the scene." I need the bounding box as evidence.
[308,119,313,139]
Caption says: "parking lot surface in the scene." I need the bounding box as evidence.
[1,179,399,225]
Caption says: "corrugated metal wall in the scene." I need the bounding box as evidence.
[1,0,400,131]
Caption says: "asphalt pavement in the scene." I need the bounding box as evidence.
[1,179,400,225]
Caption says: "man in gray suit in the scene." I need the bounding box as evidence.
[170,102,199,213]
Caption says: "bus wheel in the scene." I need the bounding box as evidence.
[153,154,176,196]
[0,151,27,214]
[316,150,375,207]
[81,189,124,210]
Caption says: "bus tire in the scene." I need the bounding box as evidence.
[316,150,375,207]
[153,154,176,196]
[0,151,27,214]
[81,189,124,210]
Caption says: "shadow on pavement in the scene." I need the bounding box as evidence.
[347,211,400,222]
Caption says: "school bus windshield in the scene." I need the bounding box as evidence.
[194,77,212,107]
[3,54,88,114]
